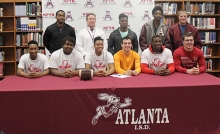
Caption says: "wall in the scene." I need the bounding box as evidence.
[42,0,155,56]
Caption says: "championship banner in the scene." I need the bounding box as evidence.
[42,0,155,56]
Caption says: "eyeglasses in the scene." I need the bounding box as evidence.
[184,39,194,42]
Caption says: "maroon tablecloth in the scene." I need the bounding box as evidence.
[0,73,220,134]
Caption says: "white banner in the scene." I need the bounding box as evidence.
[42,0,155,56]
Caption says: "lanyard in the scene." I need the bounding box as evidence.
[87,28,95,41]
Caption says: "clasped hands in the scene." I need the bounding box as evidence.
[63,70,75,78]
[154,68,170,76]
[95,69,108,77]
[187,67,199,75]
[27,72,40,79]
[124,70,138,76]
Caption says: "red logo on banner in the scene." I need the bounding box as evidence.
[66,11,74,21]
[83,12,89,16]
[141,0,153,2]
[103,0,114,2]
[44,0,54,8]
[84,0,94,8]
[142,11,151,20]
[103,26,114,30]
[103,11,113,21]
[122,12,133,15]
[43,13,55,17]
[123,0,132,7]
[63,0,75,2]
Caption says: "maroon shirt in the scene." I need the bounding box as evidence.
[165,22,202,52]
[173,46,206,73]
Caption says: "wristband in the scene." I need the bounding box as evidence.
[73,71,76,76]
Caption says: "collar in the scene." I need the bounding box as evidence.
[153,20,161,27]
[116,28,130,35]
[86,26,96,31]
[55,22,65,28]
[178,22,189,26]
[149,45,164,54]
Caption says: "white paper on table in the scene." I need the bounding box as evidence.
[110,74,132,78]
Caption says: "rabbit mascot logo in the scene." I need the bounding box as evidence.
[92,93,132,125]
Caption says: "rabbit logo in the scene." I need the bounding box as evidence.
[92,93,132,125]
[123,0,132,7]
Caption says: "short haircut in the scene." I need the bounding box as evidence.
[56,10,65,16]
[152,6,163,15]
[177,9,187,17]
[94,36,103,44]
[151,35,162,42]
[182,32,193,41]
[61,36,76,46]
[119,13,128,20]
[28,40,38,47]
[86,13,96,20]
[121,36,132,44]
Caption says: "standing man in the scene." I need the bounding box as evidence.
[114,36,141,76]
[43,10,76,54]
[165,10,202,52]
[141,35,175,76]
[76,13,108,57]
[173,32,206,75]
[108,13,138,55]
[139,6,169,51]
[17,40,49,78]
[85,36,115,76]
[49,36,85,78]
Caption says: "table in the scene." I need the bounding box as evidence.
[0,73,220,134]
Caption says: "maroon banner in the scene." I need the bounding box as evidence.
[0,73,220,134]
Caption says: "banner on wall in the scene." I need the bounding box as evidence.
[42,0,155,56]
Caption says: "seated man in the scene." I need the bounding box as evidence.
[17,40,49,78]
[114,36,141,76]
[85,36,115,76]
[173,32,206,74]
[141,35,175,76]
[49,36,85,78]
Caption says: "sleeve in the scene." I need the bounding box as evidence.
[139,24,148,51]
[101,31,108,51]
[164,28,174,52]
[85,52,92,64]
[75,32,86,56]
[194,29,202,49]
[18,55,25,69]
[198,51,206,73]
[43,27,51,51]
[167,63,175,74]
[49,53,58,69]
[70,27,76,40]
[107,52,114,63]
[42,55,49,70]
[134,53,141,74]
[165,49,174,64]
[165,50,175,73]
[164,28,173,51]
[76,54,85,69]
[141,63,154,74]
[108,33,115,55]
[132,32,139,53]
[114,53,126,74]
[140,50,154,74]
[173,50,187,73]
[140,50,149,64]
